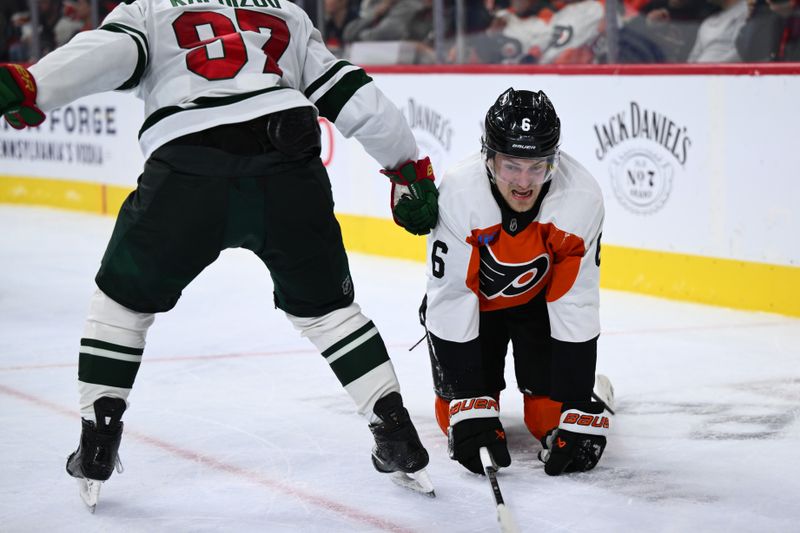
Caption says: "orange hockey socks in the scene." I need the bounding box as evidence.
[523,395,562,440]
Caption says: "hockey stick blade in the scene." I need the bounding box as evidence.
[479,447,520,533]
[389,468,436,497]
[592,374,616,415]
[76,478,102,513]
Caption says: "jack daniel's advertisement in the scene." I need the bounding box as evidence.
[593,102,692,215]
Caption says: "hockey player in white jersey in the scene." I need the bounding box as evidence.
[0,0,437,509]
[422,88,612,476]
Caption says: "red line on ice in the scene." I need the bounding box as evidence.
[0,382,416,533]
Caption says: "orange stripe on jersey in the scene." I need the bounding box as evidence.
[465,222,586,311]
[545,226,586,302]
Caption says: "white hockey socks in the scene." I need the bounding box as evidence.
[78,289,155,421]
[286,303,400,424]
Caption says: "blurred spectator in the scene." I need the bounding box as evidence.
[466,0,556,63]
[471,0,608,64]
[687,0,747,61]
[1,3,12,61]
[411,0,493,45]
[7,0,62,61]
[411,0,493,63]
[7,10,32,61]
[343,0,429,42]
[736,0,800,60]
[37,0,62,53]
[296,0,320,26]
[537,0,605,63]
[461,0,496,32]
[54,0,91,47]
[618,0,719,62]
[324,0,360,56]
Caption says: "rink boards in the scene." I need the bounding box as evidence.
[0,66,798,316]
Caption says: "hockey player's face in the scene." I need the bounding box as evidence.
[492,154,549,212]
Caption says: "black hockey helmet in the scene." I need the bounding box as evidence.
[482,88,561,160]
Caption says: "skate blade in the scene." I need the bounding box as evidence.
[390,468,435,497]
[76,478,102,513]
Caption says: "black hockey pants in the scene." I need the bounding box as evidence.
[95,114,354,317]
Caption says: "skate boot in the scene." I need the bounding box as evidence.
[66,397,126,512]
[369,392,434,496]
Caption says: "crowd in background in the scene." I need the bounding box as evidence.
[1,0,117,61]
[2,0,798,64]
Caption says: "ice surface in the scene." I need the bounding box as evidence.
[1,206,799,533]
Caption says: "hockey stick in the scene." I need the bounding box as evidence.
[479,447,520,533]
[591,392,615,415]
[408,333,426,351]
[592,374,616,415]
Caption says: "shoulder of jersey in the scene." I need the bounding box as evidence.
[437,153,499,230]
[438,154,493,206]
[439,153,486,199]
[539,150,603,234]
[548,151,602,202]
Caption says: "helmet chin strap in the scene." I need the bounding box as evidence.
[482,145,498,185]
[485,163,497,185]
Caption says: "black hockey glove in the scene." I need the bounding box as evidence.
[447,396,511,475]
[0,64,45,129]
[381,157,438,236]
[538,401,610,476]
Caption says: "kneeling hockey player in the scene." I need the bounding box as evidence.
[421,87,613,476]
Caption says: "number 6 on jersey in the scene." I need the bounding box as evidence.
[431,240,448,278]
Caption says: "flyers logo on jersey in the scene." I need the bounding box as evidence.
[479,245,550,300]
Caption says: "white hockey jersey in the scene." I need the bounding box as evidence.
[29,0,417,165]
[539,0,604,64]
[425,151,603,347]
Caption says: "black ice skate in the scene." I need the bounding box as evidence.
[66,397,126,512]
[369,392,435,496]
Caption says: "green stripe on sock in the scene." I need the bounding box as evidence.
[79,353,141,389]
[328,333,389,386]
[80,338,143,355]
[321,321,376,358]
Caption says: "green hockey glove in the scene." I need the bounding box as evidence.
[381,156,439,236]
[0,63,46,129]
